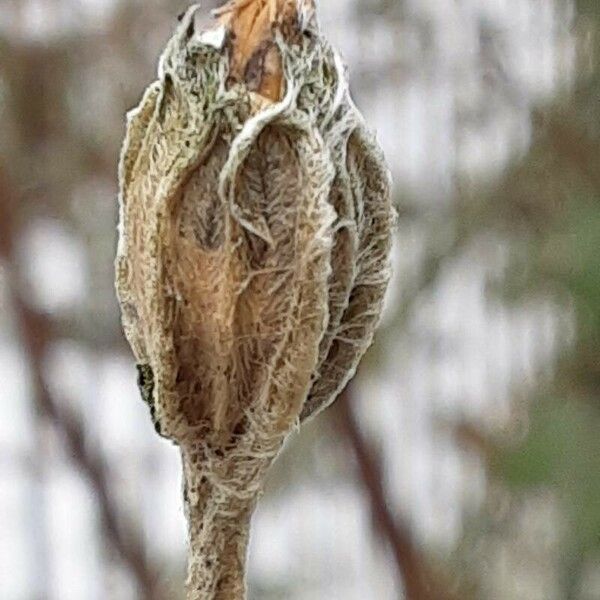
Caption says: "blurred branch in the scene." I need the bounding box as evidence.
[370,213,475,365]
[538,110,600,191]
[337,387,455,600]
[451,420,496,464]
[0,172,164,600]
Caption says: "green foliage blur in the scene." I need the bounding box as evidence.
[485,1,600,596]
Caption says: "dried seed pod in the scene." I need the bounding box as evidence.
[115,1,394,597]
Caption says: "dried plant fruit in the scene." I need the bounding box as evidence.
[115,1,394,597]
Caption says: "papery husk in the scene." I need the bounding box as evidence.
[115,2,394,597]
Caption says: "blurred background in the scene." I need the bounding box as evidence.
[0,0,599,598]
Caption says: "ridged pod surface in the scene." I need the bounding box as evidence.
[115,2,394,598]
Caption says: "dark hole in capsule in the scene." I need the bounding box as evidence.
[232,420,246,437]
[186,18,195,39]
[177,11,185,22]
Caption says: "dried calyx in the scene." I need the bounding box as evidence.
[115,1,394,598]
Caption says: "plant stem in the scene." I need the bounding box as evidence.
[181,447,257,600]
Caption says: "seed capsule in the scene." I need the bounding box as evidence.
[115,0,394,445]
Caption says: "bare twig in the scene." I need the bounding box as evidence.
[540,111,600,191]
[0,172,163,600]
[337,387,454,600]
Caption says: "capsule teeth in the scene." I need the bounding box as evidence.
[296,0,315,32]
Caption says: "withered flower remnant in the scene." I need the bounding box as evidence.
[115,1,394,598]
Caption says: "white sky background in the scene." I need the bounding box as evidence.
[0,0,575,598]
